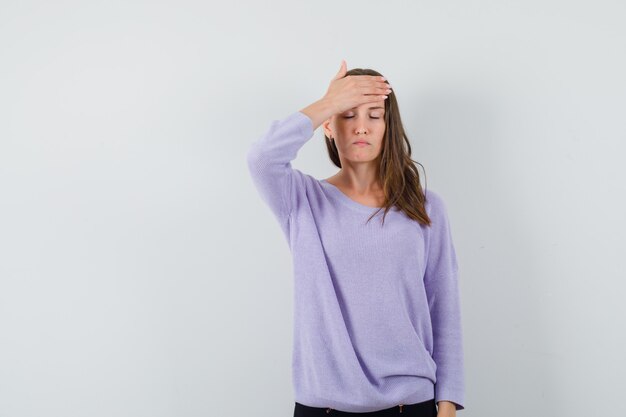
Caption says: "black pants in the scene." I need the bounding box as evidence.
[294,398,436,417]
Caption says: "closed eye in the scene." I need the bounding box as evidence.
[344,116,381,119]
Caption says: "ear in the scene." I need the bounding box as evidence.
[322,118,333,138]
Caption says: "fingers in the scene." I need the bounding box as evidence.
[327,74,391,112]
[349,75,387,84]
[357,81,392,97]
[351,75,390,88]
[340,75,389,94]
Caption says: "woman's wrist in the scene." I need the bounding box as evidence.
[437,400,457,415]
[299,99,336,131]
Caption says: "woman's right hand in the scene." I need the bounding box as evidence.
[299,60,391,130]
[322,59,391,115]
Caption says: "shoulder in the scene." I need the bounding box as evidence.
[423,188,454,231]
[292,169,328,188]
[424,188,447,214]
[287,169,322,192]
[291,169,313,185]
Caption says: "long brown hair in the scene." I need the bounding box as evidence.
[324,67,431,227]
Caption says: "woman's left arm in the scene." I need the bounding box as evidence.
[423,190,465,413]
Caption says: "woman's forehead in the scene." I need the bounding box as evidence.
[346,103,385,111]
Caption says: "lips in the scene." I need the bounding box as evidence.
[353,140,370,145]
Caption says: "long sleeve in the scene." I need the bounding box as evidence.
[246,111,314,234]
[423,191,465,411]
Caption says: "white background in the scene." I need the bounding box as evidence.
[1,1,625,416]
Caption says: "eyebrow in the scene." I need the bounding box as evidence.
[348,106,385,110]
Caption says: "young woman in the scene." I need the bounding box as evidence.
[246,60,465,417]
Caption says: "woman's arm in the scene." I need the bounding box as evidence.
[299,98,336,131]
[423,190,465,412]
[246,109,315,233]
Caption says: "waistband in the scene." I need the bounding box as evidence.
[294,397,435,416]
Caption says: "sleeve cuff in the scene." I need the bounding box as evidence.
[435,385,465,411]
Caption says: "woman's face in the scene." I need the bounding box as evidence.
[324,100,386,164]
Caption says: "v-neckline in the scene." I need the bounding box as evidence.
[320,179,384,212]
